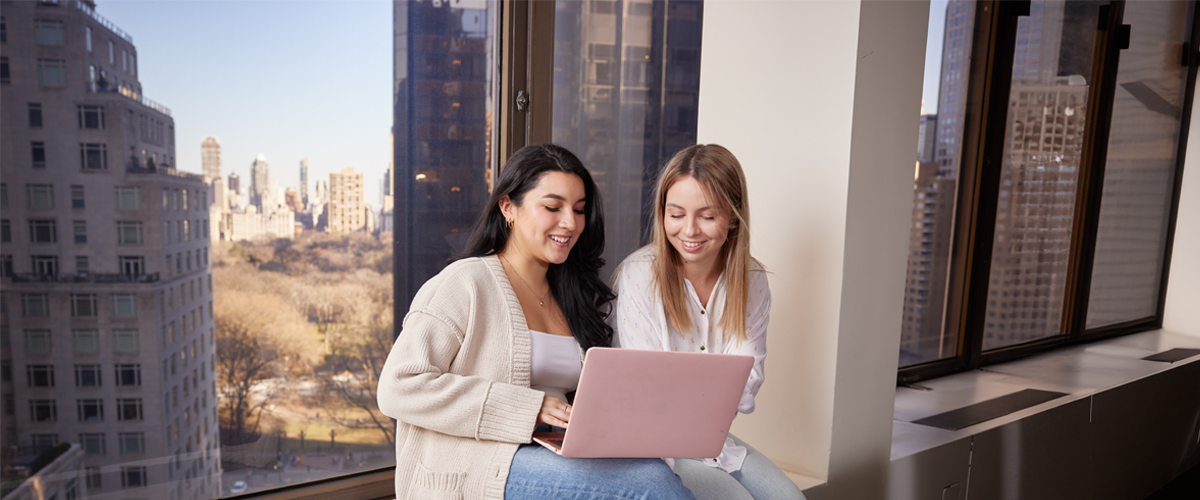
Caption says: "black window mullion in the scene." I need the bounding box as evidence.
[1062,1,1128,342]
[899,1,1023,383]
[960,0,1026,372]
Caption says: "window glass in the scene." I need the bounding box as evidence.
[112,295,138,317]
[29,103,43,127]
[550,0,704,277]
[72,330,100,353]
[34,19,65,46]
[71,185,85,208]
[1085,1,1191,329]
[117,221,143,244]
[28,219,57,243]
[22,295,50,317]
[113,330,140,353]
[74,220,87,244]
[981,0,1100,351]
[32,142,46,169]
[37,58,67,87]
[71,294,98,316]
[80,143,108,170]
[116,186,140,209]
[80,433,106,455]
[26,184,54,209]
[75,364,102,386]
[24,330,52,353]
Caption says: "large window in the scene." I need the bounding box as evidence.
[897,0,1197,380]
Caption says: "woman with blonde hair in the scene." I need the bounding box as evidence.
[612,144,805,500]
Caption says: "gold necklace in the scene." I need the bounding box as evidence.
[501,254,550,306]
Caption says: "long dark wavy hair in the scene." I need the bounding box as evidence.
[452,144,615,352]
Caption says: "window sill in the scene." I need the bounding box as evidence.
[892,328,1200,460]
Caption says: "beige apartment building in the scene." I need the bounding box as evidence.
[327,167,365,234]
[0,1,221,499]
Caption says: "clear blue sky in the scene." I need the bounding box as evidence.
[924,0,949,115]
[99,0,393,203]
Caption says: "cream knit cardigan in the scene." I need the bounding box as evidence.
[378,255,545,500]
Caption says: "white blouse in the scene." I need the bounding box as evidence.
[528,330,582,404]
[611,245,771,473]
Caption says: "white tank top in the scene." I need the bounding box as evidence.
[529,330,582,403]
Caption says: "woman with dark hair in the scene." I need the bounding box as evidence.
[378,144,695,500]
[612,144,805,500]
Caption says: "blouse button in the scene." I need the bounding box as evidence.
[700,310,705,315]
[700,345,706,351]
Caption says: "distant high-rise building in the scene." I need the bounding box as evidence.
[228,172,241,195]
[250,154,270,209]
[328,168,365,234]
[917,114,938,164]
[285,188,302,213]
[0,2,220,498]
[315,180,328,203]
[202,136,222,181]
[299,157,310,208]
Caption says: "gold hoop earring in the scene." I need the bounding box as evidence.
[505,217,514,229]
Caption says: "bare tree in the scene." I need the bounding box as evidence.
[321,321,396,446]
[215,289,320,444]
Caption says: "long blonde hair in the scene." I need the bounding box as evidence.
[651,144,755,342]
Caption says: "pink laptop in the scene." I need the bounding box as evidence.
[531,347,753,458]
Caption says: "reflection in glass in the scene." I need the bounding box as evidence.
[982,0,1099,351]
[898,0,974,367]
[550,0,704,273]
[1085,1,1191,329]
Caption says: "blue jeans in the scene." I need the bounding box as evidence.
[505,426,696,500]
[673,434,807,500]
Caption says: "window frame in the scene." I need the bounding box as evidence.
[898,1,1200,383]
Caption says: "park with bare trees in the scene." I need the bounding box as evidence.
[212,232,396,483]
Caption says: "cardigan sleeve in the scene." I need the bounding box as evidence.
[376,271,544,444]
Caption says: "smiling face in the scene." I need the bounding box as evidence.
[501,171,587,266]
[663,175,731,275]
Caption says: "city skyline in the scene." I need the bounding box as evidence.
[97,1,392,201]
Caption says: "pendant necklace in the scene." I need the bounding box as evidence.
[501,254,550,306]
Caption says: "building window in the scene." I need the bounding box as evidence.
[108,40,114,64]
[115,398,143,421]
[74,364,101,386]
[75,255,88,273]
[118,256,144,277]
[70,294,97,317]
[36,59,66,87]
[34,19,64,46]
[22,294,50,317]
[85,467,101,489]
[113,330,139,353]
[76,399,103,422]
[73,220,86,243]
[27,184,54,209]
[116,221,142,244]
[30,434,58,454]
[121,466,147,487]
[28,219,55,243]
[24,330,52,353]
[78,105,105,129]
[70,185,85,208]
[31,142,45,169]
[80,143,107,170]
[79,433,105,455]
[115,186,140,209]
[114,364,141,386]
[1,220,9,243]
[118,432,144,454]
[26,364,54,387]
[112,294,138,317]
[72,330,100,353]
[0,56,9,84]
[84,25,91,51]
[31,255,58,275]
[29,400,56,423]
[28,103,42,127]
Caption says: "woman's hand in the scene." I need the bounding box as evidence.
[537,395,571,428]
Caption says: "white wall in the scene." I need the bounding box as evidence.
[697,0,929,495]
[1164,106,1200,337]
